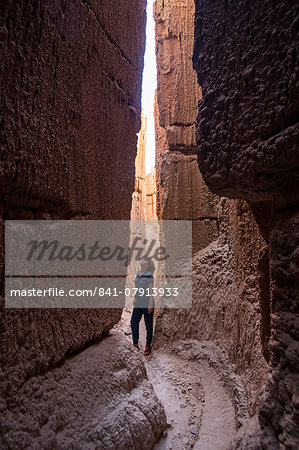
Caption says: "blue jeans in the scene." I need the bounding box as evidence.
[130,308,154,345]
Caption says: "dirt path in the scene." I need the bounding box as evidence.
[114,309,241,449]
[147,352,204,449]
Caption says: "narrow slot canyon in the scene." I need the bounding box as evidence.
[0,1,298,450]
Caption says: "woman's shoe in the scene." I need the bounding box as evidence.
[144,344,151,356]
[133,344,139,350]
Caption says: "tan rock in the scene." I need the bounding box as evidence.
[154,0,218,255]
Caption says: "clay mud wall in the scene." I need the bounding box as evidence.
[193,0,299,447]
[0,0,146,398]
[153,0,269,417]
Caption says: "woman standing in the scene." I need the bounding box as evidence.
[130,257,155,355]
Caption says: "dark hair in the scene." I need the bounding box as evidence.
[145,257,155,274]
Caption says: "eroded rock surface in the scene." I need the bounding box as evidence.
[116,309,248,450]
[0,332,167,449]
[193,0,298,202]
[154,0,218,254]
[1,0,145,217]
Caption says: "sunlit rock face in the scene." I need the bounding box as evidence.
[193,0,299,447]
[131,110,157,222]
[154,0,218,252]
[145,169,157,220]
[0,0,150,444]
[1,0,145,218]
[154,0,268,419]
[132,111,148,221]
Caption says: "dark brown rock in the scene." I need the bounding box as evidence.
[0,332,167,449]
[193,0,298,202]
[0,0,145,218]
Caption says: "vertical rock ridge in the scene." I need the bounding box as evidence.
[154,0,269,421]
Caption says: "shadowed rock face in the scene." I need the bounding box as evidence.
[0,2,167,448]
[0,0,145,400]
[193,0,299,447]
[193,0,298,203]
[1,0,145,217]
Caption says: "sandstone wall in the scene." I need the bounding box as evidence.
[154,0,268,416]
[0,0,146,397]
[193,0,299,447]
